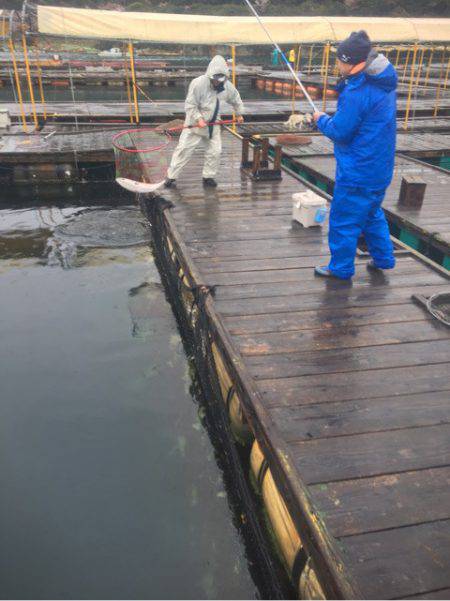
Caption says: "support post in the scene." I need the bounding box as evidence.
[252,146,261,177]
[424,47,434,87]
[291,44,301,114]
[307,44,314,74]
[36,48,47,121]
[322,42,330,112]
[241,137,250,167]
[8,38,27,132]
[414,46,425,87]
[273,144,282,171]
[402,47,411,83]
[403,43,418,130]
[443,56,450,90]
[123,43,134,124]
[433,46,447,118]
[129,41,140,124]
[231,44,236,132]
[22,32,38,127]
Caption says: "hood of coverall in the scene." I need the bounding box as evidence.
[206,55,230,80]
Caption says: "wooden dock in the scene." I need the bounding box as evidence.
[2,97,450,123]
[0,126,120,163]
[288,154,450,268]
[144,131,450,599]
[269,132,450,159]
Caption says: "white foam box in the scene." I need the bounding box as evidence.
[292,189,327,228]
[0,109,11,130]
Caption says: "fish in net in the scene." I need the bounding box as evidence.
[112,128,171,194]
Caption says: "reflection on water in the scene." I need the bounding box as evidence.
[0,186,259,599]
[0,79,273,104]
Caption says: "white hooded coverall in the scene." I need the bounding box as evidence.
[167,55,245,180]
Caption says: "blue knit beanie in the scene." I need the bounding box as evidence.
[337,30,372,65]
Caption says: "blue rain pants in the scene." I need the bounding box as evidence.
[328,184,395,279]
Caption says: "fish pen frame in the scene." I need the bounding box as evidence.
[140,194,362,600]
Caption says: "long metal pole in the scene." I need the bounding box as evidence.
[322,42,330,112]
[36,48,47,121]
[231,44,237,132]
[123,43,134,124]
[8,38,28,132]
[403,43,418,130]
[129,41,140,124]
[242,0,317,112]
[22,32,38,127]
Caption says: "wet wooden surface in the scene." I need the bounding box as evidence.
[159,131,450,599]
[0,126,122,163]
[2,97,450,121]
[291,154,450,255]
[273,132,450,158]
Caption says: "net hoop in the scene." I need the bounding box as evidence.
[112,128,171,154]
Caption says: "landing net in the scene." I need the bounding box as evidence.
[112,128,171,193]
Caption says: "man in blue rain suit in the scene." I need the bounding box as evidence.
[313,31,397,279]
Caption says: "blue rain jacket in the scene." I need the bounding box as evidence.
[317,53,397,189]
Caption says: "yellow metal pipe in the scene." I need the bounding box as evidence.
[8,38,28,132]
[307,44,314,75]
[395,47,401,68]
[443,56,450,90]
[22,32,38,127]
[123,43,134,124]
[320,43,326,76]
[433,47,446,118]
[402,47,411,83]
[231,44,236,132]
[424,47,434,87]
[403,43,418,130]
[291,44,301,114]
[414,47,425,87]
[36,49,47,120]
[322,42,330,112]
[128,41,140,124]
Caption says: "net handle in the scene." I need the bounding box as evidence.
[112,119,238,153]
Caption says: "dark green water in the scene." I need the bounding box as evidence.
[0,78,274,103]
[0,184,259,599]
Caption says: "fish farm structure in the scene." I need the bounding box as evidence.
[1,4,450,599]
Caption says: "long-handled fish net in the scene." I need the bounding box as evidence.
[112,128,171,194]
[112,120,236,194]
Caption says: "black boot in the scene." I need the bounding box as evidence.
[203,178,218,187]
[164,178,176,188]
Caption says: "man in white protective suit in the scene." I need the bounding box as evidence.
[164,55,245,188]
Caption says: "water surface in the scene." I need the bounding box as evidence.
[0,185,259,599]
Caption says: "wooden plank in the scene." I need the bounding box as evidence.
[268,388,450,440]
[290,423,450,484]
[309,466,450,536]
[344,520,450,600]
[260,364,450,407]
[215,283,449,317]
[234,320,448,356]
[225,296,424,335]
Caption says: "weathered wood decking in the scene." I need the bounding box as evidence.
[155,131,450,599]
[272,132,450,159]
[2,97,450,122]
[0,126,122,163]
[289,154,450,263]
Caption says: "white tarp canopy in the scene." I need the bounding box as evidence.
[37,6,450,44]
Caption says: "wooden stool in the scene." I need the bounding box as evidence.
[241,136,282,181]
